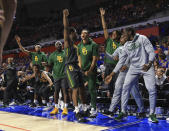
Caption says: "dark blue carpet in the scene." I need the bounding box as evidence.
[0,105,169,131]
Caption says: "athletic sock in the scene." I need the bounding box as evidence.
[47,103,50,107]
[64,103,68,108]
[34,99,38,104]
[75,106,79,113]
[82,104,88,112]
[55,104,59,108]
[42,100,46,104]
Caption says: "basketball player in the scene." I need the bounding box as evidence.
[63,9,87,119]
[49,41,69,115]
[77,29,98,117]
[3,57,18,106]
[105,28,158,123]
[21,64,53,107]
[100,8,121,97]
[104,34,144,118]
[15,35,47,69]
[0,0,17,64]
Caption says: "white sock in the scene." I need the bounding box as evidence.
[82,104,88,112]
[75,106,79,113]
[47,103,50,107]
[55,104,58,108]
[34,99,38,104]
[64,103,68,108]
[150,109,154,115]
[42,100,46,104]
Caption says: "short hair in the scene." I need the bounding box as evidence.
[55,41,62,47]
[81,29,90,34]
[33,64,40,70]
[35,44,41,48]
[125,27,135,36]
[114,30,121,41]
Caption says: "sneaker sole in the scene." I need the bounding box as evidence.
[148,118,159,123]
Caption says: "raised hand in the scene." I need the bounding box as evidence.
[100,8,105,16]
[63,9,69,17]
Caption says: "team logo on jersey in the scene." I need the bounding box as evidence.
[112,42,117,49]
[82,47,88,55]
[69,65,73,71]
[119,49,123,54]
[128,43,140,51]
[57,56,63,63]
[35,56,38,61]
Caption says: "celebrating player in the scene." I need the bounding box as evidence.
[77,29,99,117]
[104,34,144,118]
[49,41,69,115]
[100,8,121,97]
[105,28,158,123]
[63,9,87,119]
[15,35,47,69]
[21,64,53,107]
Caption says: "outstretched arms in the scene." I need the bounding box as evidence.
[63,9,70,49]
[100,8,109,40]
[15,35,30,55]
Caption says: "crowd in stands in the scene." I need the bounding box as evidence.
[4,0,169,50]
[0,0,169,117]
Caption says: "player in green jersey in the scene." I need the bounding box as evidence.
[49,41,69,115]
[15,35,47,69]
[100,8,121,97]
[77,29,99,117]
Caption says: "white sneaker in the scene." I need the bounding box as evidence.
[166,117,169,121]
[74,108,80,114]
[89,108,97,118]
[9,101,16,106]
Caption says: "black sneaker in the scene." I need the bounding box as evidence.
[89,108,97,118]
[75,112,84,121]
[148,114,158,123]
[30,103,37,107]
[1,104,9,108]
[81,110,90,117]
[103,110,114,117]
[114,112,127,122]
[136,112,146,119]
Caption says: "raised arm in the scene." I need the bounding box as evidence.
[15,35,30,55]
[100,8,109,40]
[63,9,70,49]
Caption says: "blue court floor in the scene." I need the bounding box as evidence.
[0,105,169,131]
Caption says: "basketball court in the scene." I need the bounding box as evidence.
[0,105,169,131]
